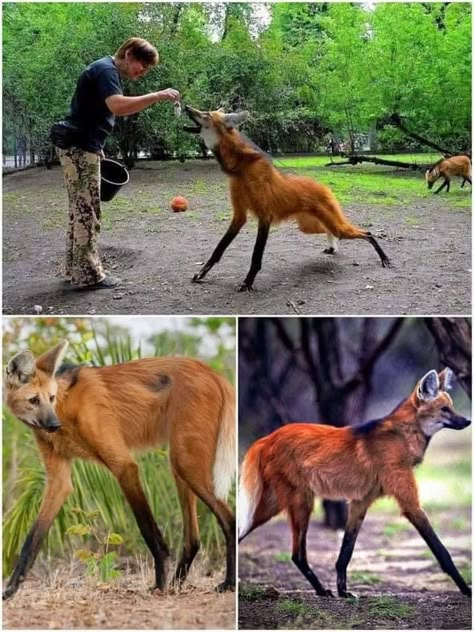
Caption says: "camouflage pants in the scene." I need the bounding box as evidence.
[57,147,105,286]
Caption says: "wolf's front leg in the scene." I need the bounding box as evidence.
[238,219,270,291]
[3,458,73,600]
[193,216,246,283]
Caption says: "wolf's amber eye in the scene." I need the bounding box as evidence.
[29,396,40,406]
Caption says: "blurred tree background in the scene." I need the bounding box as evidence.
[3,2,471,167]
[2,316,235,577]
[239,317,471,527]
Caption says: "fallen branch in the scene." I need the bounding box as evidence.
[325,155,428,170]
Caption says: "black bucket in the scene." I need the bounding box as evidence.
[100,158,130,202]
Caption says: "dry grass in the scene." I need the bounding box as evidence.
[3,560,236,629]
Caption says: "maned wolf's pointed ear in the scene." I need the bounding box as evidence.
[35,340,69,376]
[438,367,454,391]
[223,111,250,129]
[5,350,36,387]
[417,369,440,401]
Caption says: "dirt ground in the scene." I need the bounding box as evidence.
[3,563,235,629]
[3,160,471,316]
[239,509,471,629]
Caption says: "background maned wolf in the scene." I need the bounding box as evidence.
[3,341,236,599]
[425,155,472,194]
[184,105,390,291]
[239,368,471,598]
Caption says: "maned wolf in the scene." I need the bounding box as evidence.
[425,155,472,194]
[3,341,236,599]
[184,105,390,291]
[239,368,471,597]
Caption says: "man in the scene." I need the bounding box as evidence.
[53,37,180,289]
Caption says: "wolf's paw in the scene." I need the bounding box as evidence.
[237,282,254,292]
[318,588,334,598]
[339,590,359,599]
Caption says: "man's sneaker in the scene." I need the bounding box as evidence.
[74,275,122,290]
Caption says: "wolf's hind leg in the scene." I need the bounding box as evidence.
[323,233,339,255]
[288,496,333,597]
[295,214,338,254]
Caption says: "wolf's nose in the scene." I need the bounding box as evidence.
[43,417,61,433]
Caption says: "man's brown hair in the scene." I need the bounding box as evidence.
[115,37,159,67]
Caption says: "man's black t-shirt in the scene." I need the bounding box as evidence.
[66,56,123,152]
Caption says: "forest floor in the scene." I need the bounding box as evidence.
[3,157,471,316]
[3,560,235,629]
[239,510,471,630]
[239,428,472,630]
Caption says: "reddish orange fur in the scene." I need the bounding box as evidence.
[4,344,236,596]
[213,116,368,240]
[239,369,471,597]
[426,155,471,184]
[240,376,455,534]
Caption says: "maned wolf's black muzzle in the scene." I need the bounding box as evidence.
[41,414,61,433]
[183,105,202,134]
[445,414,471,430]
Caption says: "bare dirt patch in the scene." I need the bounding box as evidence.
[239,510,471,629]
[3,161,471,315]
[3,565,235,629]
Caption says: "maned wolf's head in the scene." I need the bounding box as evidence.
[425,166,439,189]
[4,341,68,433]
[414,368,471,436]
[183,105,250,152]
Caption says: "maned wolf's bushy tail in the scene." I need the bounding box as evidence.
[238,439,266,540]
[212,376,236,500]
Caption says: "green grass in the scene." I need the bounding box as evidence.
[366,596,416,619]
[416,458,472,510]
[276,599,311,616]
[275,153,441,169]
[214,210,230,223]
[274,551,292,563]
[272,153,471,210]
[350,570,382,585]
[450,516,470,531]
[383,521,412,537]
[459,564,472,584]
[239,583,267,601]
[191,179,211,194]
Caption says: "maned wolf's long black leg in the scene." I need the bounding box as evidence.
[172,471,200,587]
[238,220,270,292]
[110,460,170,591]
[185,484,235,592]
[403,508,471,596]
[363,233,391,268]
[335,498,371,598]
[288,499,333,597]
[3,458,72,600]
[461,177,472,188]
[434,179,449,194]
[389,472,471,597]
[192,217,246,283]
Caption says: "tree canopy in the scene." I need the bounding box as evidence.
[3,2,471,163]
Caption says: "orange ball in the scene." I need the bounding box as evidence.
[171,196,188,212]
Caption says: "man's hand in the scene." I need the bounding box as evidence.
[155,88,180,103]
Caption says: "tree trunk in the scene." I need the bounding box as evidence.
[424,318,471,397]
